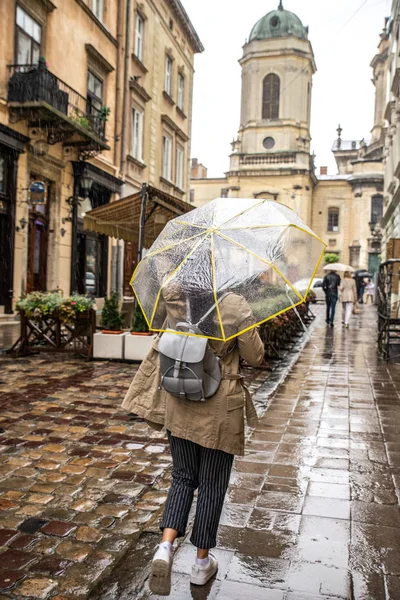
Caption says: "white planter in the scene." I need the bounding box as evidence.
[93,332,125,359]
[124,332,156,361]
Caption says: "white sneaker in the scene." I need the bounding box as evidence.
[190,553,218,586]
[149,543,173,596]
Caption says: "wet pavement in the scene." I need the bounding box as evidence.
[93,305,400,600]
[0,304,398,599]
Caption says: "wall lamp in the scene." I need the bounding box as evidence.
[16,217,28,232]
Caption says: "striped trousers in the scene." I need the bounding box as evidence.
[160,432,234,549]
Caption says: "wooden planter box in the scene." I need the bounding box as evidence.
[11,309,96,357]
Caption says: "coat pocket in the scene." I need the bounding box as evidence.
[226,393,245,436]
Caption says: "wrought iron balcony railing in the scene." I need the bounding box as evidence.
[7,63,108,151]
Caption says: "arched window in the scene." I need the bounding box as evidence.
[327,207,339,232]
[262,74,280,120]
[371,194,383,225]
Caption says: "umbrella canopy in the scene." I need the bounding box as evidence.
[355,271,372,278]
[131,198,326,342]
[323,263,354,272]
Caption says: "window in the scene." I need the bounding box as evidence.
[90,0,104,22]
[162,135,172,181]
[350,246,360,268]
[176,145,184,189]
[221,188,228,198]
[16,5,41,64]
[327,207,339,232]
[177,73,184,110]
[165,56,173,96]
[87,70,103,114]
[371,194,383,225]
[190,189,195,204]
[131,107,144,161]
[135,12,144,61]
[262,74,280,120]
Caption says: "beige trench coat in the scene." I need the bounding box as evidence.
[122,294,265,456]
[339,278,357,303]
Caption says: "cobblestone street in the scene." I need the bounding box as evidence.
[0,305,399,599]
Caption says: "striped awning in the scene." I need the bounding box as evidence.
[83,184,191,245]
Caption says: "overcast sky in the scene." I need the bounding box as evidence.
[183,0,391,178]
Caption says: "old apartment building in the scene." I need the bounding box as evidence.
[0,0,202,314]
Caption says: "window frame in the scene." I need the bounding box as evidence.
[87,69,104,114]
[175,144,184,190]
[131,106,144,161]
[90,0,104,22]
[134,12,144,61]
[162,134,173,182]
[327,207,340,233]
[177,73,184,110]
[15,4,42,65]
[262,73,280,120]
[371,194,383,225]
[165,55,173,96]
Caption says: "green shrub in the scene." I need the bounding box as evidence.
[324,253,340,264]
[101,293,124,331]
[131,302,149,333]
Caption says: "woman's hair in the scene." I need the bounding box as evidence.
[344,271,351,278]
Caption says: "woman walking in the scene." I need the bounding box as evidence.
[340,272,357,328]
[122,293,264,595]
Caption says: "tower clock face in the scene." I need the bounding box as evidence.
[263,137,275,150]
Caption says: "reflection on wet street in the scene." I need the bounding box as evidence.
[111,304,399,600]
[0,305,399,600]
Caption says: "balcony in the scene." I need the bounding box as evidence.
[7,64,110,154]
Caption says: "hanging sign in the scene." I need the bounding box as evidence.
[29,181,47,205]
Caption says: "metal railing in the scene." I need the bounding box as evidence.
[377,259,400,361]
[8,63,107,141]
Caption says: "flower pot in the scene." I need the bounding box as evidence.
[101,330,124,334]
[130,331,152,336]
[124,332,156,361]
[93,332,125,359]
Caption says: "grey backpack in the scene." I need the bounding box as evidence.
[158,300,226,402]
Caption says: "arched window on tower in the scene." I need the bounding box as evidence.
[262,74,280,120]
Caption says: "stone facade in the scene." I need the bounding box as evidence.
[191,3,386,274]
[0,0,201,313]
[382,2,400,257]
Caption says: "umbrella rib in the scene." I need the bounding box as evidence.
[215,231,303,301]
[130,230,208,286]
[218,198,266,228]
[303,247,327,302]
[211,233,226,341]
[148,233,210,329]
[173,221,208,229]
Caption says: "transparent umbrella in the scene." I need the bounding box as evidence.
[131,198,326,342]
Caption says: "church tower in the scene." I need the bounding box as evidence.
[228,2,317,223]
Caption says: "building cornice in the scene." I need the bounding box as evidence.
[165,0,204,53]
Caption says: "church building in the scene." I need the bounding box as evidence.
[190,2,387,274]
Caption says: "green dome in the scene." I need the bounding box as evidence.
[249,2,308,42]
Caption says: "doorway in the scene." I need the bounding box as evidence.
[26,179,51,293]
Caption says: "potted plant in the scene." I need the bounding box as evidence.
[93,293,126,359]
[124,302,156,361]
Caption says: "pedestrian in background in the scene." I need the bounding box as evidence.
[322,269,341,327]
[365,279,375,304]
[340,271,357,328]
[358,278,366,304]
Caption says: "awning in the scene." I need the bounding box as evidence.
[83,184,191,246]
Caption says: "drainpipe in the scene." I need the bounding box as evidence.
[120,0,132,177]
[114,0,125,171]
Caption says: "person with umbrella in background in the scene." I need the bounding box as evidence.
[122,198,326,595]
[339,271,357,327]
[322,267,341,327]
